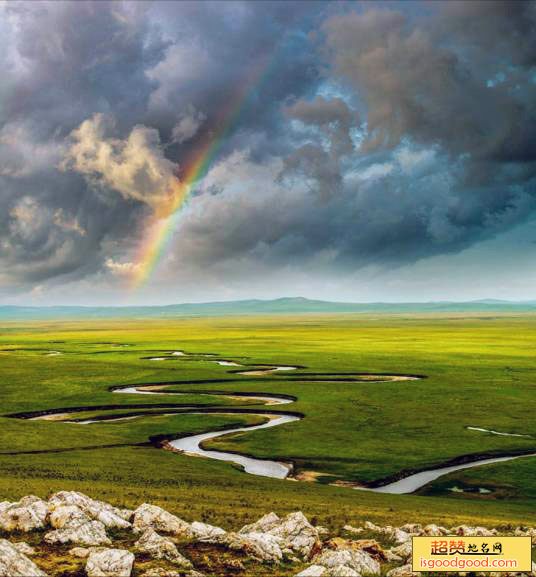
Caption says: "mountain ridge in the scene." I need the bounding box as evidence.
[2,297,536,319]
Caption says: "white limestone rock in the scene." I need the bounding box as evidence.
[0,496,49,532]
[12,542,36,556]
[239,512,280,534]
[451,525,497,537]
[399,524,422,535]
[48,492,131,529]
[295,566,327,576]
[141,569,183,577]
[86,548,134,577]
[312,549,380,576]
[134,528,192,567]
[204,531,284,562]
[343,525,364,535]
[132,504,191,536]
[0,539,47,577]
[190,521,226,540]
[239,511,320,559]
[389,541,413,561]
[50,505,91,529]
[386,563,419,577]
[420,524,448,536]
[45,520,111,546]
[69,547,107,559]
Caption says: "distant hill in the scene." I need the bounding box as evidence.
[2,297,536,320]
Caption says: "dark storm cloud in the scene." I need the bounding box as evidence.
[2,0,536,297]
[321,3,536,168]
[0,0,323,291]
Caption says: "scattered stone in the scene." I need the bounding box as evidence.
[385,550,403,563]
[364,521,382,532]
[343,525,364,535]
[45,520,111,546]
[132,504,191,536]
[0,539,47,577]
[12,542,36,556]
[311,548,381,576]
[515,528,536,544]
[360,522,410,544]
[399,524,421,534]
[85,548,134,577]
[420,524,448,536]
[389,541,412,561]
[452,525,497,537]
[50,505,91,529]
[389,528,411,544]
[239,512,280,534]
[204,531,283,562]
[386,563,419,577]
[325,538,387,562]
[141,569,182,577]
[0,496,49,532]
[239,511,320,559]
[49,492,131,529]
[295,566,327,576]
[190,521,226,540]
[134,528,192,567]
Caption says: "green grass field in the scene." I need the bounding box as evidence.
[1,313,536,530]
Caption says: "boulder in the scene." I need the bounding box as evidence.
[451,525,497,537]
[132,504,191,536]
[399,524,421,534]
[0,496,49,532]
[385,550,403,563]
[295,566,327,576]
[48,492,131,529]
[420,524,448,536]
[12,542,36,556]
[50,505,91,529]
[86,548,134,577]
[239,512,280,534]
[190,521,226,540]
[364,521,383,532]
[343,525,364,535]
[360,522,410,545]
[389,529,411,544]
[141,570,182,577]
[311,548,381,576]
[386,563,419,577]
[389,541,412,561]
[239,511,320,559]
[134,528,192,567]
[45,520,111,546]
[204,531,283,562]
[325,538,387,562]
[0,539,47,577]
[141,569,205,577]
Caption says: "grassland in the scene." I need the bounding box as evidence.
[1,313,536,530]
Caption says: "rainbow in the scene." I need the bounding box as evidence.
[131,58,270,290]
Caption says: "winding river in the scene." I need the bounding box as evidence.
[10,349,536,493]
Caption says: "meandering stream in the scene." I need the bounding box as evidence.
[10,349,535,493]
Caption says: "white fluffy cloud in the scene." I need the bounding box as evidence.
[61,113,182,214]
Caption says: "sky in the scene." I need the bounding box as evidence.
[1,0,536,306]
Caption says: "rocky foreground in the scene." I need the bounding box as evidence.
[0,492,535,577]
